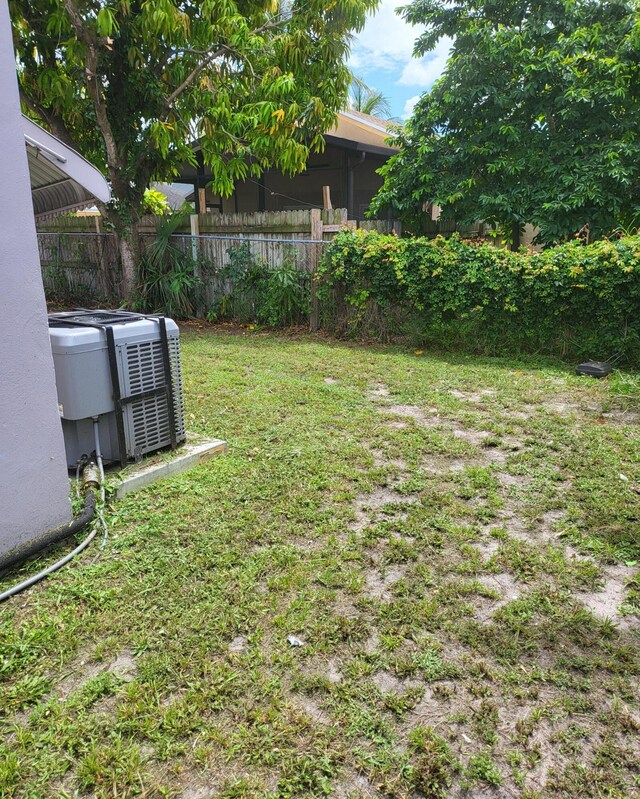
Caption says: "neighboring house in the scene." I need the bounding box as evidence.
[174,110,398,220]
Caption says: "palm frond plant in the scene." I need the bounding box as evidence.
[135,209,205,318]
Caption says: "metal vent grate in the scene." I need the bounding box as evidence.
[122,338,186,459]
[168,337,186,441]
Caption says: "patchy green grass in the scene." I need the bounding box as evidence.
[1,326,639,799]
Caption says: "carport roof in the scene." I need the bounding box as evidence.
[23,115,110,220]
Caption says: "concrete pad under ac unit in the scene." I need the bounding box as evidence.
[114,437,227,498]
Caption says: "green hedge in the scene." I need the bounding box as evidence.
[318,230,640,363]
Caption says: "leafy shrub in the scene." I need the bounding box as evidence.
[43,260,100,306]
[209,243,309,327]
[258,259,310,327]
[319,229,640,363]
[135,211,206,318]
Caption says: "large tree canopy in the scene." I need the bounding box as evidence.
[371,0,640,244]
[11,0,377,295]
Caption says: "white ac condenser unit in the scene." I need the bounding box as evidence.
[48,310,186,468]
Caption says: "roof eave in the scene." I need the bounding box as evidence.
[22,115,111,210]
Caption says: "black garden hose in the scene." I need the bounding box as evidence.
[0,479,96,577]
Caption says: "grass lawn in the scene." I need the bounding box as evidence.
[1,327,639,799]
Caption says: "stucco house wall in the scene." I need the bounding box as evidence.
[0,0,72,557]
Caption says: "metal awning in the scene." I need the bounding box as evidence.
[22,115,111,220]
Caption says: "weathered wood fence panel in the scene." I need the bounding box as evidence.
[38,232,121,301]
[38,208,394,237]
[36,209,398,316]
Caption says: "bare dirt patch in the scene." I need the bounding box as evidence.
[373,670,420,695]
[325,660,342,684]
[110,651,137,681]
[56,648,137,698]
[56,648,103,699]
[368,448,407,470]
[350,479,419,532]
[228,635,248,653]
[409,683,460,730]
[481,447,509,465]
[377,404,443,428]
[333,769,379,798]
[537,509,567,543]
[385,419,409,430]
[293,694,332,725]
[602,408,640,425]
[176,763,278,799]
[364,566,406,601]
[476,572,521,619]
[368,383,390,399]
[497,472,530,490]
[370,384,522,472]
[541,399,582,416]
[449,389,497,403]
[577,563,637,626]
[451,427,490,446]
[474,535,502,560]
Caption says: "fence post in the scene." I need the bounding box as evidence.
[190,214,203,318]
[309,208,322,332]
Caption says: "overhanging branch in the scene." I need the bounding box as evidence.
[62,0,123,178]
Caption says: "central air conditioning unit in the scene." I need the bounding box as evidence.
[48,310,186,468]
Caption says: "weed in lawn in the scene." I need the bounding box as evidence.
[464,751,503,786]
[407,725,459,797]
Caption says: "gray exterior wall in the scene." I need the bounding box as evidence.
[0,0,72,555]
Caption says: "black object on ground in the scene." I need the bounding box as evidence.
[576,361,613,378]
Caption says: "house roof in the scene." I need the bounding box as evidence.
[152,181,194,210]
[186,110,399,169]
[22,115,111,220]
[325,110,398,155]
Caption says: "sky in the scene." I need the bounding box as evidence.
[347,0,452,121]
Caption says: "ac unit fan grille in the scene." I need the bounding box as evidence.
[124,338,186,458]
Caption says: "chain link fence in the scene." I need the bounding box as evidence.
[38,232,329,324]
[39,232,122,303]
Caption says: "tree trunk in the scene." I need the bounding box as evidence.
[107,210,143,303]
[118,234,139,302]
[510,221,522,251]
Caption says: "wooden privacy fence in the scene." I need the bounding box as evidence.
[170,209,388,328]
[37,208,399,319]
[38,231,122,301]
[171,208,359,275]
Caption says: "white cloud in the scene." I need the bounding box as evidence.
[348,1,451,91]
[397,37,452,87]
[402,95,420,120]
[348,0,422,72]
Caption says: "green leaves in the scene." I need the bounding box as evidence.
[11,0,378,297]
[12,0,377,207]
[374,0,640,244]
[96,6,118,36]
[319,228,640,360]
